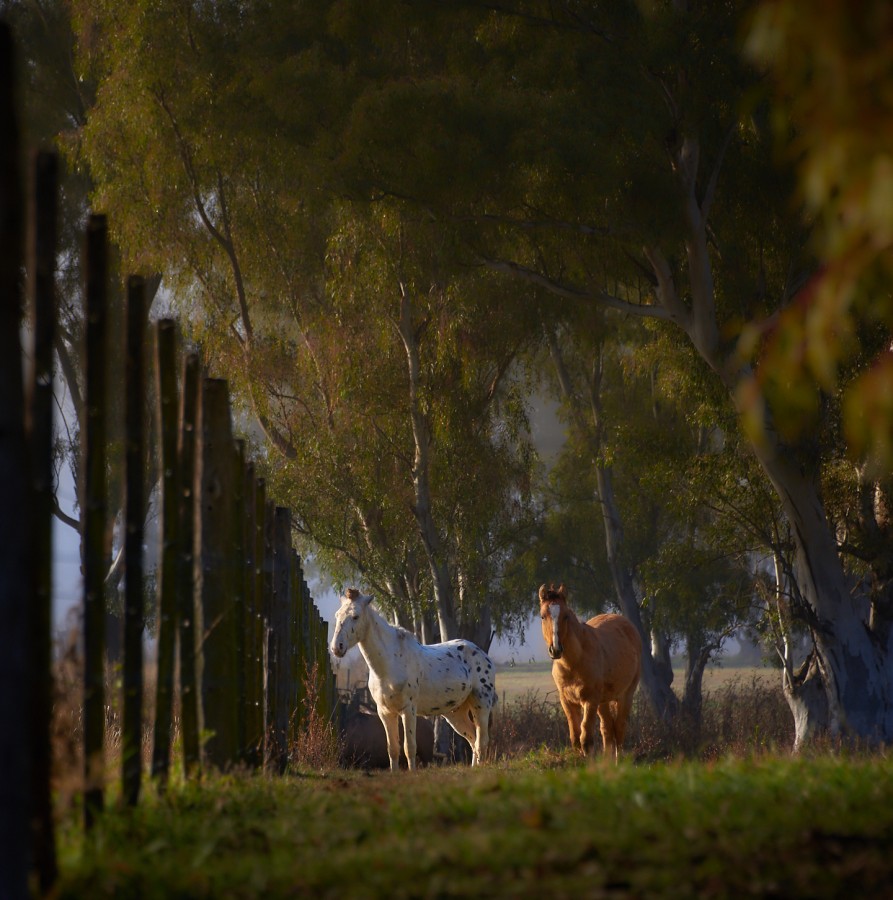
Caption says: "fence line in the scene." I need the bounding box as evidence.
[0,22,336,890]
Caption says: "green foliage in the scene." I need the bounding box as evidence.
[62,0,892,669]
[57,757,893,897]
[743,0,893,470]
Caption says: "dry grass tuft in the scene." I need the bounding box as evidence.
[290,662,343,771]
[490,675,795,761]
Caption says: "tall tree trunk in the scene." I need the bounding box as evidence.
[753,436,893,741]
[662,129,893,744]
[595,465,681,721]
[546,326,680,721]
[681,632,712,747]
[396,285,458,639]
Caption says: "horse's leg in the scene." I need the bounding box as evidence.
[580,701,603,757]
[473,703,492,765]
[560,696,583,751]
[378,710,401,772]
[613,691,634,758]
[443,705,477,763]
[401,711,418,771]
[596,701,618,762]
[463,700,490,766]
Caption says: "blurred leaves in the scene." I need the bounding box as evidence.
[742,0,893,468]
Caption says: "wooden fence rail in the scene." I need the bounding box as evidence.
[0,24,335,895]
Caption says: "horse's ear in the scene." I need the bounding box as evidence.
[538,584,548,602]
[359,593,373,608]
[557,584,567,600]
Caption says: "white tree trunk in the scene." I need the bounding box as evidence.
[783,650,830,753]
[752,432,893,741]
[397,285,459,640]
[658,131,893,744]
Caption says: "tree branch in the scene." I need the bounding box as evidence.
[701,122,737,222]
[51,494,80,532]
[484,257,673,321]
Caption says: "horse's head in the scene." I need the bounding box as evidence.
[330,588,373,658]
[539,583,569,660]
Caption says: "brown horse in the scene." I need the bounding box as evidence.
[539,583,642,761]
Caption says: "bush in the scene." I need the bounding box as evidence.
[491,676,795,762]
[289,662,343,771]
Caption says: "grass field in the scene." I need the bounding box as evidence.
[494,662,777,707]
[56,755,893,898]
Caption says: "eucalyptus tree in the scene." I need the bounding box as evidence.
[266,202,540,646]
[73,0,540,644]
[329,0,891,743]
[73,0,893,741]
[531,305,755,725]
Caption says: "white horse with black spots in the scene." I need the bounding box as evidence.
[330,589,496,771]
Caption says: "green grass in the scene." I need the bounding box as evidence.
[56,754,893,898]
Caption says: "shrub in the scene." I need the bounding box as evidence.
[290,662,343,771]
[491,676,795,762]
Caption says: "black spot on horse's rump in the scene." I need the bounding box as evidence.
[480,677,486,683]
[476,666,481,672]
[458,645,465,651]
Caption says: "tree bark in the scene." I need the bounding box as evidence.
[753,436,893,741]
[659,127,893,744]
[783,649,830,753]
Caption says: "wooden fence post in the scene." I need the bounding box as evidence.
[82,214,109,829]
[252,479,268,766]
[242,465,262,767]
[195,378,240,769]
[122,276,146,808]
[291,551,305,740]
[233,440,247,761]
[0,23,30,893]
[152,319,179,785]
[28,150,59,892]
[269,507,293,772]
[262,497,276,770]
[177,353,200,776]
